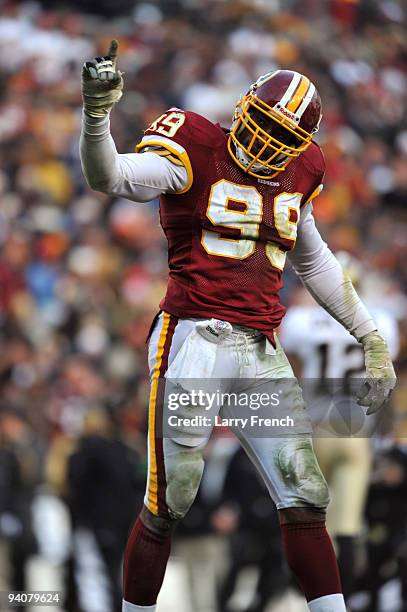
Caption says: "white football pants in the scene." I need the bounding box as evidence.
[144,312,329,520]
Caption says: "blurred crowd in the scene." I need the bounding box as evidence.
[0,0,407,610]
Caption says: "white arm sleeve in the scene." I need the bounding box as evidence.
[287,204,377,341]
[80,113,188,202]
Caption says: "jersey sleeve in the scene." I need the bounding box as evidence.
[80,112,188,201]
[301,142,325,207]
[136,109,194,193]
[304,182,324,205]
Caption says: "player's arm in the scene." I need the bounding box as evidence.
[79,41,188,201]
[288,204,396,414]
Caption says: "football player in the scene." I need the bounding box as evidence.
[280,253,400,601]
[80,41,396,612]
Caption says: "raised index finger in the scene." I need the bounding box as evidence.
[108,39,119,67]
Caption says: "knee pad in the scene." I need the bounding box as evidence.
[165,444,204,519]
[277,438,330,510]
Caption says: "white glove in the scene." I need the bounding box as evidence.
[81,39,124,118]
[357,331,396,415]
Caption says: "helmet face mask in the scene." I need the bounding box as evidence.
[228,70,322,179]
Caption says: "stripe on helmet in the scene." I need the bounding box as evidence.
[287,75,311,113]
[295,82,316,118]
[256,70,280,88]
[278,72,302,108]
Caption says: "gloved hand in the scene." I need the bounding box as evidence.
[81,39,124,118]
[357,330,396,415]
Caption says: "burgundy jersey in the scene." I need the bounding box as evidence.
[137,109,325,340]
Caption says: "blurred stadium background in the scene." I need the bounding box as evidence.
[0,0,406,610]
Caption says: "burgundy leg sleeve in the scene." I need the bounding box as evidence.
[280,521,342,602]
[123,516,171,606]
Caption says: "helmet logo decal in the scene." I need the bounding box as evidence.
[274,104,298,122]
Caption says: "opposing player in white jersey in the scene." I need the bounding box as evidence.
[280,253,399,601]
